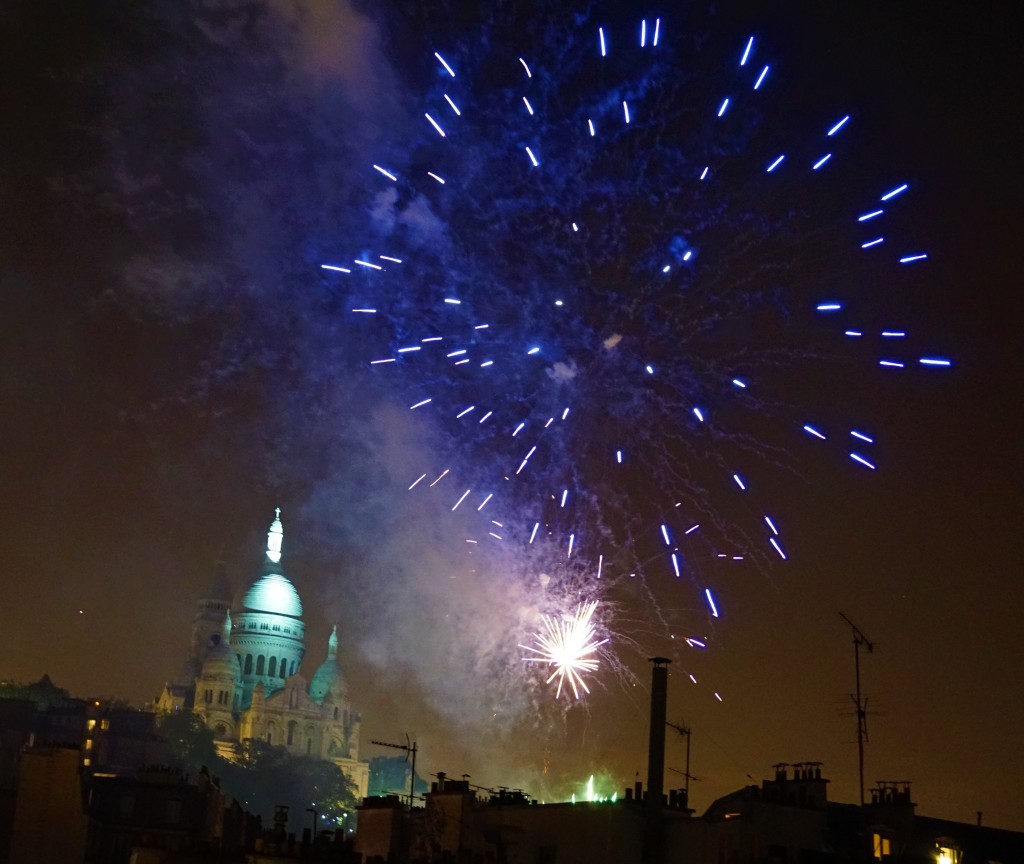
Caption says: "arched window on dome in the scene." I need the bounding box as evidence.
[244,654,253,675]
[256,655,265,675]
[269,657,277,677]
[287,721,296,746]
[290,660,296,676]
[279,657,287,679]
[333,706,339,721]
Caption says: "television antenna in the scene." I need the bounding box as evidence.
[666,721,699,804]
[839,612,875,807]
[371,734,418,807]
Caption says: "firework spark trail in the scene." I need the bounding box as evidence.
[318,12,952,698]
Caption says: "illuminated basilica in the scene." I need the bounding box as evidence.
[156,509,369,798]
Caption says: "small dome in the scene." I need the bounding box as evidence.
[309,626,345,705]
[239,572,303,619]
[201,613,241,680]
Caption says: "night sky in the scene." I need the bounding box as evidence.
[2,0,1021,832]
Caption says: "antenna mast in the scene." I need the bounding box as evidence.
[371,735,418,807]
[839,612,875,807]
[666,721,696,805]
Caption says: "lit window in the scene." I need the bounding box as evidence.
[84,739,93,751]
[936,845,959,864]
[873,834,891,859]
[83,757,91,767]
[86,719,96,731]
[100,720,109,731]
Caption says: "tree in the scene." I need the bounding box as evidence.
[155,709,219,775]
[215,738,357,830]
[155,716,357,828]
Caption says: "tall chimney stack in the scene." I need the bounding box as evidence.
[646,657,671,811]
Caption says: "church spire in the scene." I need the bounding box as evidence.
[266,507,283,564]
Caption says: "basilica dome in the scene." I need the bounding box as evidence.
[238,571,303,619]
[235,508,303,619]
[231,509,307,707]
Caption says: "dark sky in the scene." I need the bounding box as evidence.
[1,0,1021,831]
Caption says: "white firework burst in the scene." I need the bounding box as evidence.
[521,600,608,699]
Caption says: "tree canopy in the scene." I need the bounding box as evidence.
[156,713,357,832]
